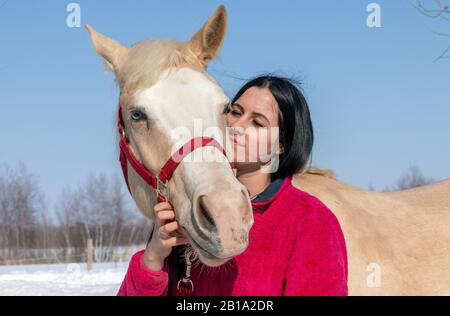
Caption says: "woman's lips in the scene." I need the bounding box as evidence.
[229,134,245,147]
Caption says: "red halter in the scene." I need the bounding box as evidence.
[117,102,236,203]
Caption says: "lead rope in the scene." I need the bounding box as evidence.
[176,244,198,296]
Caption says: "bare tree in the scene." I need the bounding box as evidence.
[0,162,46,259]
[413,0,450,62]
[383,164,436,191]
[54,173,151,263]
[55,187,83,256]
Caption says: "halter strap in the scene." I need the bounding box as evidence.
[117,103,236,203]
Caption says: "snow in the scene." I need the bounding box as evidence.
[0,261,129,296]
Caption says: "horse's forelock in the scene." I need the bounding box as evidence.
[118,39,208,97]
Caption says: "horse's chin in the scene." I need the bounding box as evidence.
[187,238,234,267]
[181,229,234,267]
[194,247,233,267]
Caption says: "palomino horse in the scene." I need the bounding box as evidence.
[86,6,253,268]
[294,169,450,295]
[87,5,450,295]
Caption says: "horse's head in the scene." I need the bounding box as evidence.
[86,5,253,267]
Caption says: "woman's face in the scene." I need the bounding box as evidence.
[225,86,282,172]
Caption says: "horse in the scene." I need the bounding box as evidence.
[86,5,253,268]
[87,5,450,295]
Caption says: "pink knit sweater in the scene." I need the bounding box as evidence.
[117,175,348,296]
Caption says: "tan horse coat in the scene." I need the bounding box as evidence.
[294,169,450,295]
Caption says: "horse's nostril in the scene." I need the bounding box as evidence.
[197,196,216,229]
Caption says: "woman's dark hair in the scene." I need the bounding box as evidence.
[224,75,314,181]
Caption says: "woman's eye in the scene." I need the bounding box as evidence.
[253,121,264,128]
[131,111,147,121]
[231,111,241,116]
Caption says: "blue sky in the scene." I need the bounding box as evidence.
[0,0,449,207]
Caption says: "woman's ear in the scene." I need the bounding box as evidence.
[277,145,285,155]
[187,5,228,67]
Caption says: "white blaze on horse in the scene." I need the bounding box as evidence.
[87,5,450,295]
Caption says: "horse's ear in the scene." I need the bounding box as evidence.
[187,5,227,66]
[85,24,128,73]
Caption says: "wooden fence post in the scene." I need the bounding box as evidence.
[86,238,93,272]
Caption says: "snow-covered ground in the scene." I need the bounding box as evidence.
[0,261,129,296]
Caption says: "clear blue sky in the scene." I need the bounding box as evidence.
[1,0,449,208]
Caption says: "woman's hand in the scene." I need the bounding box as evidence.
[143,202,190,272]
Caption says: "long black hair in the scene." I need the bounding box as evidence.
[224,75,314,181]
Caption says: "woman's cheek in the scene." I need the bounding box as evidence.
[256,128,279,163]
[246,129,262,162]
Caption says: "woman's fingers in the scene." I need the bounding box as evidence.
[160,221,178,234]
[152,202,189,247]
[156,210,175,222]
[161,236,190,248]
[154,202,172,212]
[154,202,175,227]
[157,221,177,239]
[158,221,190,240]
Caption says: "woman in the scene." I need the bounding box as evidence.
[117,76,348,296]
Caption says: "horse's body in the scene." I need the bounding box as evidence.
[294,170,450,295]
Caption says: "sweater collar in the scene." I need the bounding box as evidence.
[251,175,293,213]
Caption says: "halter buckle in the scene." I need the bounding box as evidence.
[156,175,170,201]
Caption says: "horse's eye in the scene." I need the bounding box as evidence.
[131,110,147,121]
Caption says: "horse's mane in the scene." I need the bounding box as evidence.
[301,167,336,179]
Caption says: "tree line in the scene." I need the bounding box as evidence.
[0,162,151,265]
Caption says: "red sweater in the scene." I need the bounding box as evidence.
[117,175,348,296]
